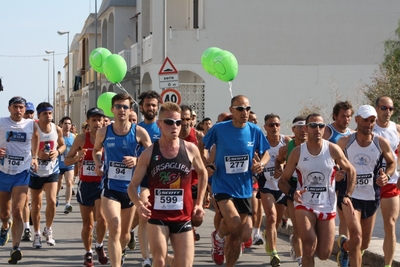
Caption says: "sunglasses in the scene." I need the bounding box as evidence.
[25,111,34,115]
[267,122,280,127]
[113,104,130,110]
[379,105,394,111]
[232,106,251,112]
[161,119,182,126]
[307,122,326,129]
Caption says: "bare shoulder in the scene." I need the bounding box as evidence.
[283,135,292,144]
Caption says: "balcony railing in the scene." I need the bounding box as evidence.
[118,50,131,70]
[130,43,138,68]
[142,34,153,63]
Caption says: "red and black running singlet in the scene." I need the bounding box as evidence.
[80,132,103,182]
[183,127,198,185]
[147,139,193,223]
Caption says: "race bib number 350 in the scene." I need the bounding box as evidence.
[224,154,249,174]
[154,189,184,210]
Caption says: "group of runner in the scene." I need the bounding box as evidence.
[0,93,399,267]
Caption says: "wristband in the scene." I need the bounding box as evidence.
[32,156,38,159]
[206,164,216,171]
[288,187,296,199]
[343,194,352,201]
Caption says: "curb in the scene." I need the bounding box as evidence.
[275,222,400,267]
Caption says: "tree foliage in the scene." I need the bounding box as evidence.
[363,20,400,120]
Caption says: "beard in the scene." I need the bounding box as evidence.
[143,111,157,121]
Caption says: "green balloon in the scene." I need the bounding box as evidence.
[103,54,127,83]
[212,50,238,82]
[201,47,221,76]
[89,47,112,74]
[97,92,116,117]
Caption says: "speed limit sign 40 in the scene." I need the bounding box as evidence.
[160,88,182,105]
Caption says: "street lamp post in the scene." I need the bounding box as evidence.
[57,31,70,116]
[43,58,50,102]
[45,50,56,120]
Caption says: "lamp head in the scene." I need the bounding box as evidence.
[57,31,69,35]
[43,58,50,62]
[45,50,54,54]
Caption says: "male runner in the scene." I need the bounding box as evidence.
[279,113,356,267]
[0,96,39,264]
[93,93,151,267]
[128,102,207,267]
[203,95,270,267]
[65,107,108,266]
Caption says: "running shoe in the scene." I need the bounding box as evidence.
[194,229,200,241]
[244,237,252,248]
[83,252,94,267]
[32,234,42,249]
[128,230,136,250]
[0,219,12,246]
[270,252,281,267]
[211,230,225,265]
[64,203,73,214]
[141,258,152,267]
[21,228,32,242]
[337,235,349,267]
[263,230,271,255]
[8,246,22,264]
[296,256,302,266]
[252,233,264,245]
[289,234,295,260]
[279,217,288,231]
[121,247,127,266]
[43,227,56,246]
[95,245,108,265]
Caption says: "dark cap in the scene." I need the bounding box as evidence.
[9,96,27,106]
[86,107,105,119]
[26,102,35,112]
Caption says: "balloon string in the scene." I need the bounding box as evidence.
[228,81,233,98]
[115,83,139,106]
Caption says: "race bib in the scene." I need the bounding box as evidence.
[224,154,249,174]
[355,173,373,192]
[154,189,184,210]
[38,159,52,171]
[82,160,96,176]
[263,166,275,181]
[3,155,24,171]
[302,186,327,205]
[108,161,133,181]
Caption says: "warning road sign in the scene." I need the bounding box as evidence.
[160,88,181,105]
[159,57,179,89]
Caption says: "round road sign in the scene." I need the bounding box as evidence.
[160,88,181,105]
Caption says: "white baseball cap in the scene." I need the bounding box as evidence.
[356,105,377,119]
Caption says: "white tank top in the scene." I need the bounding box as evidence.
[0,117,35,175]
[32,123,59,177]
[372,121,399,184]
[346,134,381,200]
[263,135,285,191]
[295,140,336,212]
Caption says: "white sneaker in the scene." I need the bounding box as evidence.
[141,258,152,267]
[289,234,295,260]
[252,233,264,245]
[32,234,42,249]
[43,227,56,246]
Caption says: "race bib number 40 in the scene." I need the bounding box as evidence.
[224,154,249,174]
[154,189,184,210]
[82,160,96,176]
[108,161,133,181]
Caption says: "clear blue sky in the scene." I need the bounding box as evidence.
[0,1,99,117]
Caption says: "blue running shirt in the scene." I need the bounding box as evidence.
[102,124,142,193]
[203,121,270,198]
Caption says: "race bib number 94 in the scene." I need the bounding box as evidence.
[108,161,133,181]
[224,154,249,174]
